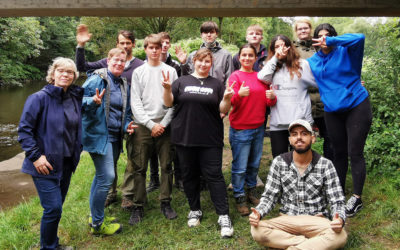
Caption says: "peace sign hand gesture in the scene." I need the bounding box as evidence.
[238,81,250,97]
[275,45,290,60]
[312,36,326,47]
[93,88,105,105]
[161,70,172,91]
[223,81,236,100]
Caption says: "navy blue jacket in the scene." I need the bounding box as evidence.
[18,84,84,179]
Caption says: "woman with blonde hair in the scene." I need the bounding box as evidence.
[18,57,83,249]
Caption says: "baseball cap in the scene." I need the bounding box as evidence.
[288,119,313,133]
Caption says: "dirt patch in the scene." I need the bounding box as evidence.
[0,169,37,210]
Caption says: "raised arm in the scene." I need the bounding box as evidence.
[257,56,279,84]
[75,24,107,72]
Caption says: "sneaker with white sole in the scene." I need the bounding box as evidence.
[346,195,363,217]
[187,210,202,227]
[218,214,234,238]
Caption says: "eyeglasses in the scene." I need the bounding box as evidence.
[111,58,126,64]
[56,69,75,75]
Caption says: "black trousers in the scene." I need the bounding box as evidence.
[150,146,181,182]
[314,116,334,161]
[324,98,372,196]
[176,145,229,215]
[270,130,291,158]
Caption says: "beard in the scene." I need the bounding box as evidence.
[293,141,312,154]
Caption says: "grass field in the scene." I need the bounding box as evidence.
[1,121,399,249]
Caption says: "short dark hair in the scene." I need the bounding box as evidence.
[117,30,135,44]
[158,31,171,41]
[313,23,338,39]
[238,44,257,58]
[200,21,219,34]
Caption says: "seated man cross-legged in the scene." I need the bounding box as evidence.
[249,119,347,250]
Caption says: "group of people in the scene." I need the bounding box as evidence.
[17,19,371,250]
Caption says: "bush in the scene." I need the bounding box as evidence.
[362,19,400,176]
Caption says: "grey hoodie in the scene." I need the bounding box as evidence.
[258,56,317,131]
[181,41,233,84]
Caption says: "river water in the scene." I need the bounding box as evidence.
[0,80,47,162]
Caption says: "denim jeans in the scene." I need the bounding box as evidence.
[32,158,73,250]
[229,125,264,198]
[89,141,121,225]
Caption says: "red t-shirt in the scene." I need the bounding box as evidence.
[228,70,276,130]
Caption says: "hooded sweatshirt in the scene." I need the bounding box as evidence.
[307,33,368,112]
[258,56,317,131]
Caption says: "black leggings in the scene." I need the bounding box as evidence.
[176,146,229,215]
[324,98,372,196]
[270,130,291,158]
[314,117,334,161]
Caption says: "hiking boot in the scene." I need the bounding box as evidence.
[235,196,250,216]
[88,215,117,227]
[247,187,260,206]
[146,177,160,193]
[90,222,122,236]
[161,202,178,220]
[218,214,234,238]
[129,206,144,226]
[104,195,117,207]
[187,210,202,227]
[256,175,264,188]
[121,198,134,211]
[346,195,363,217]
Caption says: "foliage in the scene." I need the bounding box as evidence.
[362,18,400,176]
[0,17,44,86]
[30,17,79,72]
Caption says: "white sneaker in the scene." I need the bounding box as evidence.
[218,214,234,238]
[256,175,264,188]
[187,210,202,227]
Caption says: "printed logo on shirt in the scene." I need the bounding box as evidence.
[184,86,214,95]
[273,84,297,91]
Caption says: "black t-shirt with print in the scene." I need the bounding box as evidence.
[171,75,225,147]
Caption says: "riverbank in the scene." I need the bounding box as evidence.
[0,153,37,211]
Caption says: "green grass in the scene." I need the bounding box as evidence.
[1,136,399,249]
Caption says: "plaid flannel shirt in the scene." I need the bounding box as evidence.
[256,151,346,222]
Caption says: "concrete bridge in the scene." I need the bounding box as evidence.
[1,0,399,17]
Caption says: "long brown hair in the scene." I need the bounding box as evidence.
[266,34,302,80]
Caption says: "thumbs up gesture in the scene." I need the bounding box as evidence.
[93,88,105,105]
[330,213,344,233]
[238,81,250,97]
[249,207,261,227]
